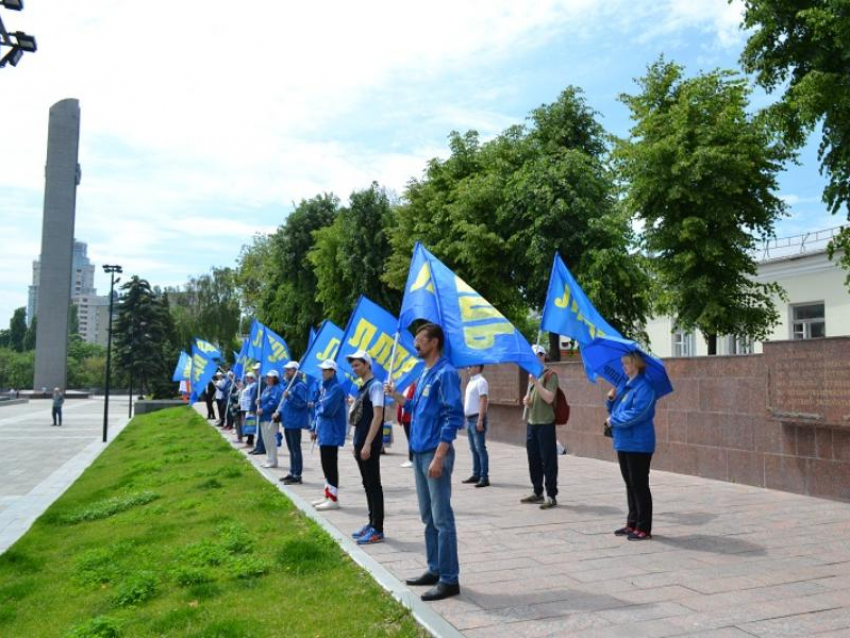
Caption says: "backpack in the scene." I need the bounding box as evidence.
[543,370,570,425]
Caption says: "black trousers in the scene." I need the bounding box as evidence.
[355,443,384,532]
[52,407,62,425]
[204,395,215,418]
[216,399,226,426]
[402,422,412,461]
[618,451,653,534]
[526,423,558,498]
[320,445,339,489]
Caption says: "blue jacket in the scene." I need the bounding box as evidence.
[315,376,346,447]
[408,356,464,453]
[280,378,309,430]
[259,383,283,422]
[606,374,656,454]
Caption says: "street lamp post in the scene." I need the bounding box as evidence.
[102,264,122,443]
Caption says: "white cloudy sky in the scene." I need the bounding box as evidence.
[0,0,837,326]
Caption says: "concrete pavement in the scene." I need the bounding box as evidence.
[212,410,850,638]
[0,398,129,553]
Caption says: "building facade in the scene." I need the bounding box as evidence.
[644,227,850,357]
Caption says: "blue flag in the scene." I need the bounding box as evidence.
[338,295,423,390]
[246,319,265,361]
[172,351,191,382]
[194,338,221,360]
[308,326,318,350]
[262,325,291,377]
[233,338,249,379]
[398,242,543,376]
[189,345,217,402]
[299,320,357,394]
[540,253,622,346]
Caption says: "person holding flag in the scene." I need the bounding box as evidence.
[385,323,464,602]
[312,360,347,510]
[257,370,283,469]
[347,350,386,545]
[275,361,309,485]
[522,345,560,510]
[239,371,259,448]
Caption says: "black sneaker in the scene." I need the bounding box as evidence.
[614,526,635,536]
[461,476,480,484]
[278,475,294,483]
[539,497,557,510]
[475,479,490,488]
[283,476,302,485]
[520,494,544,504]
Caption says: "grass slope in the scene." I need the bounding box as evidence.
[0,408,427,638]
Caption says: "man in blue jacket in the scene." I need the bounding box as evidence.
[275,361,309,485]
[386,323,464,602]
[312,359,347,511]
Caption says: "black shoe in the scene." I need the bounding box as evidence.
[406,571,439,587]
[614,526,635,536]
[249,450,263,455]
[461,476,480,484]
[520,493,544,504]
[279,475,294,483]
[475,479,490,488]
[283,476,302,485]
[421,582,460,601]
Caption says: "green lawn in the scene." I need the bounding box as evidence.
[0,408,427,638]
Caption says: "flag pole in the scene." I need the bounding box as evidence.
[387,331,400,388]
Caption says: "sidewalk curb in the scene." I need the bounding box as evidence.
[212,425,466,638]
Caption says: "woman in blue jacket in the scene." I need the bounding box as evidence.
[312,360,347,511]
[605,351,657,541]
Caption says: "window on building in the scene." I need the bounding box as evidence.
[727,335,753,355]
[672,330,696,357]
[791,303,826,340]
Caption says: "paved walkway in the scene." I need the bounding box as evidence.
[205,408,850,638]
[0,398,129,553]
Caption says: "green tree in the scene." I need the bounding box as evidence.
[23,316,36,351]
[616,58,789,354]
[309,183,401,326]
[8,307,26,353]
[740,0,850,217]
[238,194,339,355]
[385,88,650,356]
[167,267,241,352]
[114,276,179,398]
[0,348,34,388]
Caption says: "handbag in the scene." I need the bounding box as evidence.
[603,422,613,438]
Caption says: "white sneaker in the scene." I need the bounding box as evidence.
[400,460,413,468]
[261,463,278,469]
[312,497,328,506]
[315,499,339,511]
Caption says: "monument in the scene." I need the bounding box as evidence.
[33,99,82,392]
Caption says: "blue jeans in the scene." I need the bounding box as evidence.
[466,416,488,480]
[412,447,459,585]
[285,428,303,478]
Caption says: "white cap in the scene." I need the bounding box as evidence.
[265,369,280,378]
[318,359,338,371]
[252,362,261,370]
[283,361,300,370]
[345,349,372,366]
[531,344,547,356]
[245,371,256,379]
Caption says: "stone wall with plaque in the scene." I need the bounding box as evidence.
[484,336,850,502]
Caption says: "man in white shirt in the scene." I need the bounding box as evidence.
[463,365,490,488]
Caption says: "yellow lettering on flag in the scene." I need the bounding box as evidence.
[197,340,218,354]
[317,338,340,361]
[251,327,264,349]
[463,322,515,350]
[410,263,434,293]
[347,318,377,352]
[391,346,419,382]
[367,333,395,368]
[459,295,506,321]
[267,336,289,363]
[554,283,571,309]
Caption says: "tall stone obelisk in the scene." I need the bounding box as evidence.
[33,99,81,392]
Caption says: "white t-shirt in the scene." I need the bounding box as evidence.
[368,379,385,408]
[464,374,488,417]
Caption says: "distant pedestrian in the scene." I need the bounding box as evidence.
[605,351,657,541]
[276,361,309,485]
[257,370,283,469]
[312,359,346,511]
[203,380,216,419]
[462,365,490,488]
[51,387,64,426]
[521,345,559,510]
[347,350,386,545]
